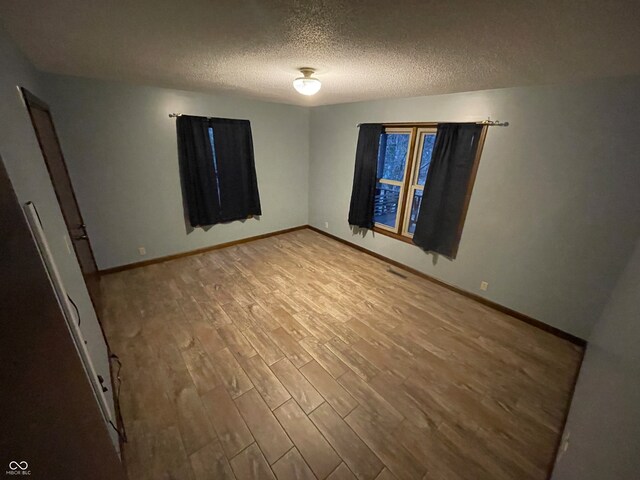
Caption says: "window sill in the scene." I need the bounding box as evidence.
[372,226,414,245]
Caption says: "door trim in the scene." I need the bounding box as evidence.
[20,88,100,280]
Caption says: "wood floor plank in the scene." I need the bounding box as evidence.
[230,443,276,480]
[153,330,199,398]
[199,301,233,328]
[344,318,395,350]
[326,338,380,381]
[220,300,254,330]
[374,469,397,480]
[203,282,235,305]
[192,320,227,357]
[345,407,425,480]
[217,324,258,359]
[338,371,403,428]
[267,327,313,368]
[189,440,235,480]
[299,336,348,379]
[392,420,474,480]
[211,347,254,398]
[201,386,254,458]
[181,342,222,395]
[240,354,292,410]
[294,312,335,342]
[176,386,216,455]
[235,389,293,465]
[271,308,312,341]
[328,463,359,480]
[327,321,362,346]
[148,424,195,480]
[310,403,384,480]
[300,360,358,418]
[247,303,282,331]
[351,339,413,380]
[271,358,324,414]
[271,448,316,480]
[274,399,342,479]
[242,326,285,365]
[367,371,435,430]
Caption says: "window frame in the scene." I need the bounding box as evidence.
[373,127,415,235]
[401,127,437,238]
[372,123,486,245]
[373,125,434,241]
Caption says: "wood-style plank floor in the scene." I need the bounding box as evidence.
[101,229,583,480]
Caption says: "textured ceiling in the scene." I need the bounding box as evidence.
[2,0,640,106]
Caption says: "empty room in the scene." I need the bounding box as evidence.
[1,1,639,479]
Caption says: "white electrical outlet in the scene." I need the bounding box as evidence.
[480,281,489,291]
[324,221,329,229]
[138,247,147,256]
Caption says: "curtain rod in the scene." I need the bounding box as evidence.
[170,112,507,126]
[356,119,509,127]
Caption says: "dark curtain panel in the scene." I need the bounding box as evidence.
[209,118,262,222]
[413,123,485,258]
[176,115,221,227]
[348,123,384,228]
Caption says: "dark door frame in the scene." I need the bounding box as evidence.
[20,87,101,306]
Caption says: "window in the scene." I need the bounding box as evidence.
[373,127,437,239]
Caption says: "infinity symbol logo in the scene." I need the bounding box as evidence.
[8,461,28,470]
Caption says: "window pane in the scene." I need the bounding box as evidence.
[407,189,423,234]
[377,133,409,181]
[417,134,436,185]
[373,183,400,228]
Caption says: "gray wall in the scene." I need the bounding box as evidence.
[41,74,310,270]
[308,79,640,339]
[0,27,117,448]
[552,236,640,479]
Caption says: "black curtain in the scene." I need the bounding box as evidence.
[177,115,221,227]
[348,124,384,228]
[209,118,261,223]
[413,123,484,258]
[177,115,261,227]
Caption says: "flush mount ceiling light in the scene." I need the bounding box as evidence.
[293,68,321,96]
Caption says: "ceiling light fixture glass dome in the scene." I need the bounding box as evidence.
[293,68,321,96]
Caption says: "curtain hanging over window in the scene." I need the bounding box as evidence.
[177,115,221,227]
[413,123,485,258]
[177,115,261,227]
[348,123,384,229]
[209,118,261,223]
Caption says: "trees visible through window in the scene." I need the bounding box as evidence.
[373,127,437,238]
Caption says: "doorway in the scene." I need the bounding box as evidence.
[21,88,102,311]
